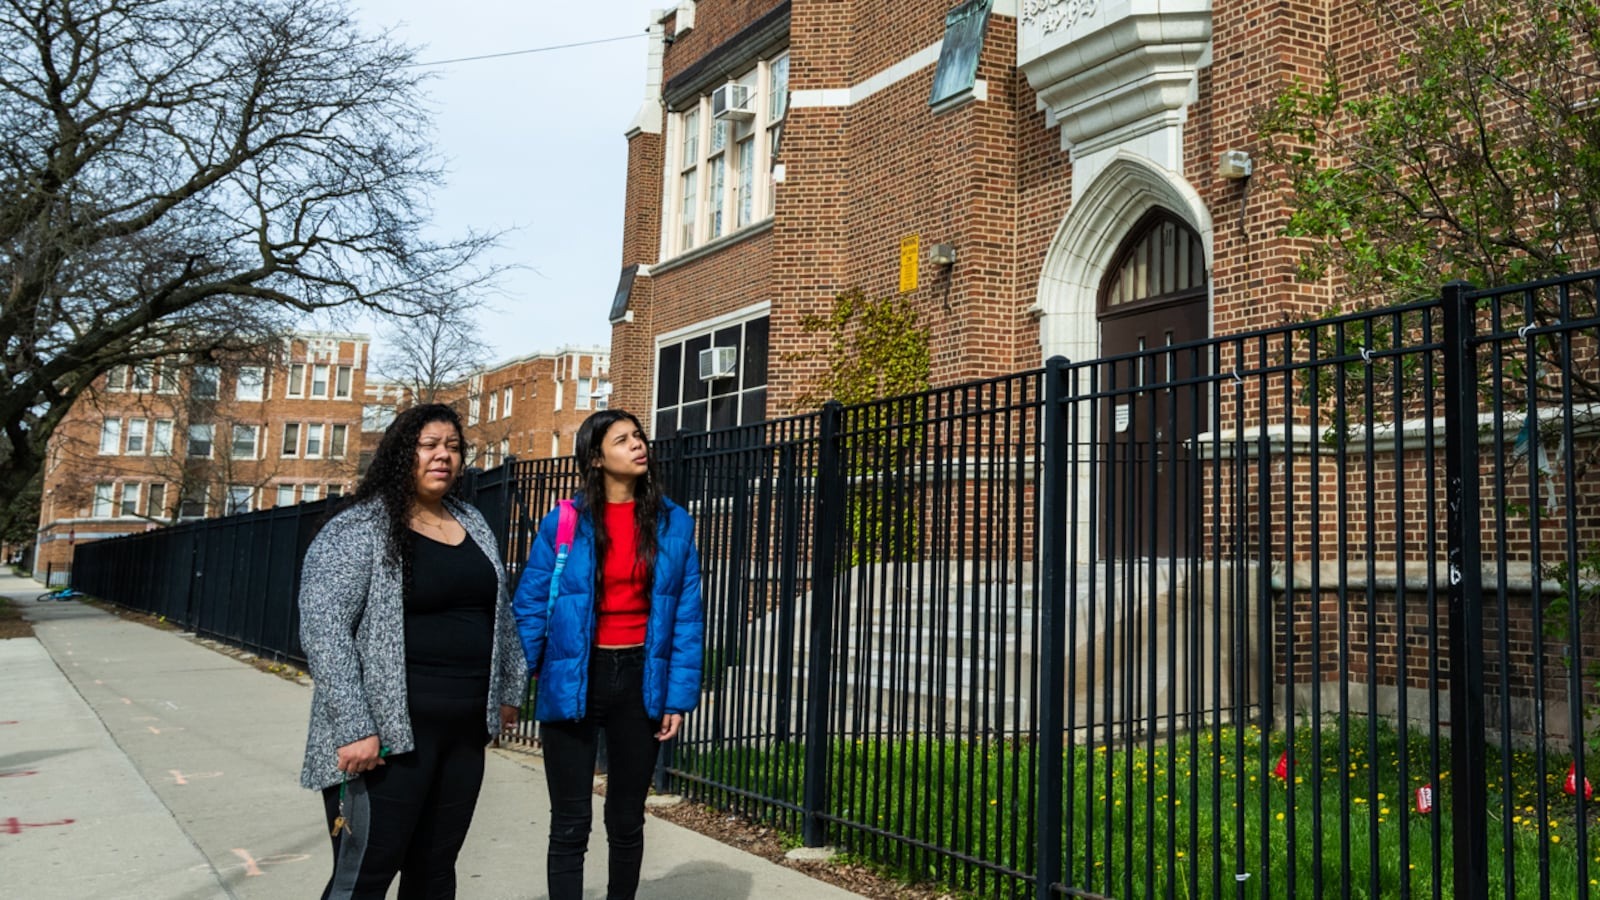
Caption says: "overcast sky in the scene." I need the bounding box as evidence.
[351,1,663,363]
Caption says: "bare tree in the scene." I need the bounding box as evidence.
[375,303,488,405]
[0,0,498,521]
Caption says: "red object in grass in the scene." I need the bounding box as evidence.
[1564,762,1594,800]
[1416,784,1434,814]
[1273,751,1290,779]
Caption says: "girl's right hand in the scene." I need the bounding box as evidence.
[336,735,386,774]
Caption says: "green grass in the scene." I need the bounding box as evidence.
[677,719,1600,898]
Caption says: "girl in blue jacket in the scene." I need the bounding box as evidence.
[512,409,704,900]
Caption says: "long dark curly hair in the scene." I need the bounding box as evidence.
[349,403,466,580]
[574,409,664,591]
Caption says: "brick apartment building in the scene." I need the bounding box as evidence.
[34,334,371,574]
[607,0,1326,439]
[449,347,611,469]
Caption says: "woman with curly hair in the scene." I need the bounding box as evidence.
[298,403,525,900]
[513,408,704,900]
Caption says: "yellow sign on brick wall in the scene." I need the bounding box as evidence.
[899,235,919,293]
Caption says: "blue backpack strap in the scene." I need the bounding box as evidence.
[548,500,577,605]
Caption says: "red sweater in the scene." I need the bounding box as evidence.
[596,501,649,646]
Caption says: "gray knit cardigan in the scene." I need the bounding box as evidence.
[298,496,527,789]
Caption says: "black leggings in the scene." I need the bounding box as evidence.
[542,646,662,900]
[319,685,488,900]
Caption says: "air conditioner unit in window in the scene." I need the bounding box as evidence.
[711,82,754,121]
[698,346,737,381]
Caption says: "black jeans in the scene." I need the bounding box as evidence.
[318,676,489,900]
[542,646,661,900]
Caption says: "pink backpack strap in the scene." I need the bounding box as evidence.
[555,499,578,552]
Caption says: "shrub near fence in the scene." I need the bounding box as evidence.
[74,273,1600,899]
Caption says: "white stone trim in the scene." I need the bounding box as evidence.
[627,18,668,137]
[790,42,943,110]
[655,301,772,345]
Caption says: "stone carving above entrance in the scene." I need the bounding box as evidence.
[1021,0,1098,35]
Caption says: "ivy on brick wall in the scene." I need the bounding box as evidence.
[794,287,931,409]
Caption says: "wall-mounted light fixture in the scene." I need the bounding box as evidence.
[929,243,957,266]
[1218,150,1253,180]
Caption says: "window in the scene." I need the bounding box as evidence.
[326,483,344,499]
[500,438,509,463]
[187,424,214,458]
[554,378,564,411]
[92,483,114,518]
[929,0,991,109]
[595,379,612,410]
[231,425,259,459]
[281,422,300,457]
[577,377,593,410]
[335,366,353,399]
[105,366,128,391]
[488,391,498,421]
[226,485,253,516]
[276,484,296,507]
[193,366,219,399]
[287,363,306,397]
[311,365,329,398]
[179,486,209,520]
[99,418,122,455]
[120,483,140,516]
[302,483,321,503]
[147,483,167,519]
[329,424,347,458]
[236,366,265,401]
[131,363,154,392]
[666,54,786,256]
[126,418,147,455]
[157,359,179,394]
[152,419,174,456]
[551,433,560,457]
[503,387,513,417]
[654,313,769,439]
[306,423,324,457]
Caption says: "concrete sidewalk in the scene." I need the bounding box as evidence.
[0,572,861,899]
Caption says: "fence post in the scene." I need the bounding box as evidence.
[1441,280,1488,900]
[802,401,845,848]
[775,443,801,743]
[1037,357,1070,900]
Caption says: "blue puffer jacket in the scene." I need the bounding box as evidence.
[511,496,704,722]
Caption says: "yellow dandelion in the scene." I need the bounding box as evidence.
[1276,812,1285,821]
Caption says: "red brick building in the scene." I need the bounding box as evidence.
[607,0,1310,437]
[34,334,370,574]
[452,348,611,469]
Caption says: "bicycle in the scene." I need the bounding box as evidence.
[34,587,84,603]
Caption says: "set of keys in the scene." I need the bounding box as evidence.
[331,745,389,838]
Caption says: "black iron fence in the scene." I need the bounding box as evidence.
[73,273,1600,899]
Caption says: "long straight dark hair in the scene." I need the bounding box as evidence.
[573,409,664,590]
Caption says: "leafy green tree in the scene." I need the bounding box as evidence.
[0,0,496,523]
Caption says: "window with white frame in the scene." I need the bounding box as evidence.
[105,366,127,391]
[577,377,592,410]
[500,438,509,463]
[329,424,347,458]
[488,391,498,421]
[282,422,300,456]
[503,387,513,417]
[193,365,219,399]
[595,378,612,410]
[334,366,353,399]
[665,51,787,257]
[287,363,306,397]
[179,485,208,520]
[152,419,174,456]
[232,425,259,459]
[654,313,770,439]
[120,483,140,516]
[157,358,179,393]
[187,424,214,458]
[92,483,114,518]
[147,482,167,519]
[126,418,147,455]
[226,485,253,516]
[311,365,330,398]
[99,418,122,455]
[131,363,154,392]
[302,483,321,503]
[236,366,265,401]
[306,423,324,458]
[326,483,344,499]
[276,484,296,507]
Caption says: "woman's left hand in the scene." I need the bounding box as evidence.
[655,713,683,741]
[499,704,520,732]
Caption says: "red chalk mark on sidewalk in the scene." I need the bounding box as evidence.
[0,770,38,778]
[195,852,309,877]
[147,726,185,735]
[168,770,223,786]
[1,817,76,834]
[232,848,262,876]
[0,721,16,726]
